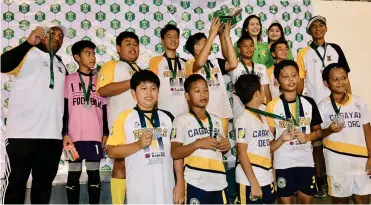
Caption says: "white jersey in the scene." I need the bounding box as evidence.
[266,95,323,169]
[107,108,174,204]
[149,55,188,117]
[171,113,227,191]
[235,109,274,186]
[230,62,269,118]
[97,61,138,127]
[6,47,66,139]
[267,65,281,100]
[318,94,370,176]
[185,58,233,119]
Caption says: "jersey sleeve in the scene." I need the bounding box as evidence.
[171,116,186,143]
[1,41,33,75]
[296,47,309,79]
[265,101,276,127]
[217,58,228,75]
[360,99,370,125]
[304,96,323,126]
[330,43,350,73]
[317,101,327,129]
[149,56,162,75]
[106,110,131,146]
[235,117,250,144]
[96,61,117,90]
[260,65,270,85]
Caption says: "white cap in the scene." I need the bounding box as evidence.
[43,21,67,35]
[307,15,327,32]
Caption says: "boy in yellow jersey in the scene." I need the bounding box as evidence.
[234,74,294,204]
[106,70,182,203]
[96,31,142,204]
[319,63,371,204]
[171,74,231,204]
[267,39,290,100]
[266,60,323,204]
[184,18,238,136]
[149,24,188,117]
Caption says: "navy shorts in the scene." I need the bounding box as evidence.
[186,183,227,204]
[237,182,277,204]
[275,167,317,197]
[73,141,103,161]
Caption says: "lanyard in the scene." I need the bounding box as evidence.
[120,58,141,73]
[204,60,213,80]
[280,95,304,126]
[245,106,286,121]
[330,92,347,114]
[78,71,93,105]
[189,109,214,138]
[310,42,327,68]
[241,60,254,74]
[163,53,181,79]
[134,105,160,128]
[48,30,55,89]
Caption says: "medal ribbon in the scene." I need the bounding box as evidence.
[280,95,304,127]
[134,105,160,128]
[78,71,93,106]
[48,29,55,89]
[310,42,327,68]
[163,53,181,79]
[204,60,213,80]
[120,58,141,73]
[241,59,254,74]
[245,106,286,121]
[330,92,347,114]
[189,110,214,138]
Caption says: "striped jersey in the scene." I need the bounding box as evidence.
[185,58,233,119]
[97,60,139,127]
[235,109,274,186]
[149,55,188,117]
[318,94,370,175]
[107,108,174,204]
[266,95,322,169]
[171,112,227,191]
[296,42,350,104]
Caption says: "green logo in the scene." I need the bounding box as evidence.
[19,2,30,14]
[282,12,291,22]
[284,26,291,35]
[154,11,163,21]
[231,146,237,156]
[140,35,150,46]
[65,0,76,6]
[95,0,105,6]
[294,19,302,27]
[195,20,204,31]
[3,28,14,40]
[66,62,78,73]
[304,0,311,6]
[180,1,190,9]
[96,28,106,39]
[232,0,240,6]
[220,5,228,14]
[305,11,312,21]
[262,27,268,37]
[68,28,76,39]
[212,43,220,54]
[181,12,191,22]
[183,45,189,54]
[182,29,191,39]
[293,5,301,14]
[280,0,289,7]
[153,0,163,6]
[96,45,107,55]
[80,3,91,14]
[95,11,106,22]
[126,27,135,33]
[288,40,293,48]
[194,7,203,14]
[3,12,14,22]
[259,12,267,22]
[81,36,91,41]
[124,0,134,6]
[110,19,121,30]
[35,11,45,22]
[35,0,46,5]
[110,3,120,14]
[50,4,61,14]
[167,5,177,14]
[245,5,253,14]
[168,20,177,26]
[207,2,216,9]
[140,20,150,30]
[139,4,149,14]
[235,27,242,37]
[3,46,12,53]
[229,130,236,140]
[125,11,135,22]
[269,5,278,14]
[155,43,164,53]
[66,45,72,56]
[19,37,27,44]
[81,20,92,30]
[66,11,76,22]
[295,33,303,42]
[19,20,30,31]
[154,27,161,37]
[257,0,266,7]
[307,40,312,46]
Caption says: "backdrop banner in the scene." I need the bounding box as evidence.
[1,0,313,185]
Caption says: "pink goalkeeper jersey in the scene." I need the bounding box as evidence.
[64,71,108,142]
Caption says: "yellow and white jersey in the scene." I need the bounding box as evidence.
[185,58,233,119]
[235,109,274,186]
[318,94,370,176]
[267,65,281,100]
[266,95,322,169]
[230,62,270,118]
[171,113,227,191]
[107,108,174,204]
[149,55,188,117]
[97,61,139,127]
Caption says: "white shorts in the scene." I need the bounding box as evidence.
[327,175,371,197]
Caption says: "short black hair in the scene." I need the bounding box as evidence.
[237,34,254,48]
[242,15,262,42]
[185,32,207,56]
[322,63,349,83]
[160,24,180,39]
[184,74,206,93]
[274,60,299,80]
[234,74,261,105]
[270,39,289,54]
[130,70,160,90]
[116,31,139,46]
[71,40,96,56]
[268,22,286,43]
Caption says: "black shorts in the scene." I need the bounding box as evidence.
[73,141,103,161]
[186,183,227,204]
[275,167,317,197]
[237,182,277,204]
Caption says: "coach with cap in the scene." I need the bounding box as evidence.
[0,22,67,204]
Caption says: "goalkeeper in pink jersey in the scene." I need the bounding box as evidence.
[62,40,109,204]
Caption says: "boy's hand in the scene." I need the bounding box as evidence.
[280,129,294,142]
[218,136,231,152]
[329,121,344,133]
[27,26,46,46]
[138,130,153,149]
[250,182,263,201]
[63,135,74,147]
[223,21,232,37]
[366,157,371,175]
[196,137,218,150]
[217,23,224,36]
[209,18,221,38]
[173,179,185,204]
[296,132,310,144]
[102,135,108,151]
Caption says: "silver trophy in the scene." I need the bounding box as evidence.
[287,118,300,137]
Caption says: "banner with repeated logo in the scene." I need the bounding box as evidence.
[1,0,313,184]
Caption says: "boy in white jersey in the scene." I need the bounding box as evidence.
[106,70,180,203]
[234,74,294,204]
[184,18,238,135]
[266,60,323,204]
[318,63,371,204]
[267,39,290,100]
[149,24,188,117]
[97,31,142,204]
[171,74,231,204]
[230,34,271,118]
